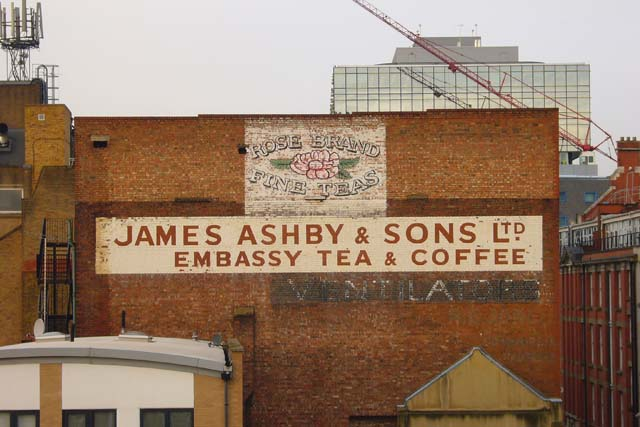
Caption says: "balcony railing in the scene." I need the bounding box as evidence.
[564,232,640,253]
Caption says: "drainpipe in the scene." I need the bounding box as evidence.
[607,268,614,427]
[224,375,229,427]
[68,219,76,333]
[631,262,639,427]
[582,264,589,426]
[221,344,233,427]
[43,222,48,332]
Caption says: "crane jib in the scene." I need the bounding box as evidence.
[351,0,616,161]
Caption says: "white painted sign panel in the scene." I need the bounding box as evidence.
[95,216,543,274]
[244,118,386,216]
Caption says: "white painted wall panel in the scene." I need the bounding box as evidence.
[0,364,40,410]
[62,364,193,427]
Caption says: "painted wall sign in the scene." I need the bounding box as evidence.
[244,118,386,216]
[95,216,543,275]
[270,276,540,304]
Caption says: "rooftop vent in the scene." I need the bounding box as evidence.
[91,135,110,148]
[36,332,70,342]
[118,331,153,342]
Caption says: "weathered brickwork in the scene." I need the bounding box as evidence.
[74,110,560,426]
[24,105,72,191]
[0,80,44,128]
[0,167,74,345]
[0,225,22,346]
[20,167,75,336]
[270,275,541,304]
[0,101,74,345]
[0,216,21,236]
[384,113,558,200]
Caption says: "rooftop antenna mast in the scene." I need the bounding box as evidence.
[0,0,43,81]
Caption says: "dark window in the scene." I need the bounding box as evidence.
[63,410,116,427]
[0,411,39,427]
[0,188,23,213]
[584,192,597,204]
[560,191,567,203]
[140,410,193,427]
[560,216,569,227]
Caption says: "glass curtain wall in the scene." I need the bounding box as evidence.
[331,64,590,152]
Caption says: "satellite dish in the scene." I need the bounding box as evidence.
[33,318,45,337]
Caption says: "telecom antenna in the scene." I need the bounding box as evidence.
[0,1,43,81]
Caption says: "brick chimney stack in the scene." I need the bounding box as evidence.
[616,136,640,170]
[581,137,640,221]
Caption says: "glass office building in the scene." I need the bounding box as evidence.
[331,37,591,163]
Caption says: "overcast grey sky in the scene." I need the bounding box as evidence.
[3,0,639,170]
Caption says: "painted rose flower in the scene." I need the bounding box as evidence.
[290,150,340,180]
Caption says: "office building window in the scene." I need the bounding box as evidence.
[601,386,605,426]
[0,411,38,427]
[0,188,23,214]
[631,367,635,407]
[560,191,567,203]
[599,273,604,308]
[584,192,597,204]
[619,327,624,371]
[599,325,604,367]
[621,391,625,427]
[590,324,595,364]
[332,63,591,153]
[591,384,596,422]
[63,410,115,427]
[580,155,595,164]
[618,271,623,308]
[560,216,569,227]
[140,409,193,427]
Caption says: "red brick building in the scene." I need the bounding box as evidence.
[74,110,561,426]
[561,138,640,427]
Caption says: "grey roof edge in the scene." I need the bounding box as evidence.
[0,356,224,378]
[0,345,227,374]
[403,347,562,405]
[559,176,608,180]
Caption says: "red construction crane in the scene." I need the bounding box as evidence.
[397,66,471,109]
[352,0,616,162]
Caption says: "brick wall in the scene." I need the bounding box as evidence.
[0,80,44,129]
[24,105,72,191]
[21,166,75,336]
[0,167,74,345]
[0,100,74,345]
[0,225,23,346]
[74,110,560,426]
[75,111,557,203]
[0,216,20,236]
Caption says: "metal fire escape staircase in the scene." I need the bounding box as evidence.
[36,218,75,333]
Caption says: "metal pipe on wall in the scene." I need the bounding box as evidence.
[225,378,229,427]
[631,262,639,426]
[583,264,590,426]
[607,267,614,427]
[68,219,76,329]
[222,345,233,427]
